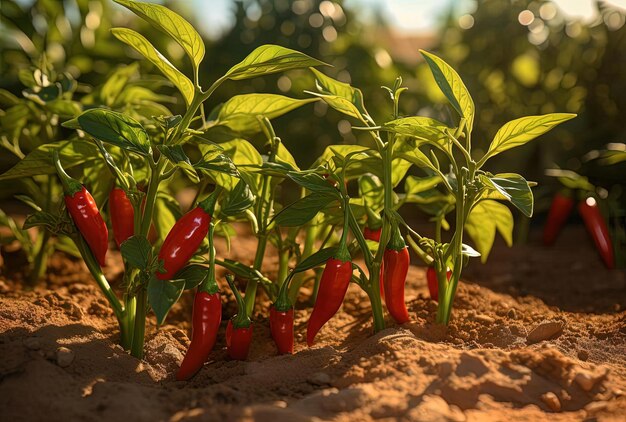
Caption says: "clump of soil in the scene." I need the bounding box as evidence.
[0,226,625,421]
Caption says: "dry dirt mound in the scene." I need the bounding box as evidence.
[0,249,625,421]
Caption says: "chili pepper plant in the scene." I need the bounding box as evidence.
[2,0,578,374]
[2,0,326,359]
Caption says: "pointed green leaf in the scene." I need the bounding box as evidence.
[77,108,151,156]
[480,173,534,217]
[308,92,366,122]
[220,179,255,216]
[483,113,576,163]
[174,264,209,290]
[114,0,205,68]
[147,275,185,326]
[420,50,474,132]
[225,45,326,80]
[383,116,449,145]
[120,235,152,270]
[216,94,317,134]
[0,141,99,181]
[111,28,194,106]
[310,68,368,116]
[273,192,337,226]
[465,200,513,263]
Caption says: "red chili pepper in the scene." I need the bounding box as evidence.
[176,290,222,381]
[225,274,253,360]
[53,152,108,266]
[578,197,615,269]
[226,320,253,360]
[65,186,109,266]
[426,266,452,302]
[364,227,382,242]
[109,188,135,248]
[543,192,574,246]
[270,306,294,354]
[383,230,410,324]
[307,255,352,346]
[157,206,211,280]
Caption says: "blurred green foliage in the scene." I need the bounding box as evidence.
[2,0,624,190]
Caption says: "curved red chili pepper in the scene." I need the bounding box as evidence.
[176,291,222,381]
[109,188,135,248]
[65,186,108,266]
[157,206,210,280]
[383,246,410,324]
[53,151,108,266]
[226,320,253,360]
[543,192,574,246]
[426,266,451,302]
[578,197,614,269]
[270,306,294,354]
[307,257,352,346]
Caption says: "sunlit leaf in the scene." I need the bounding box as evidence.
[480,173,534,217]
[464,200,513,263]
[215,94,317,134]
[114,0,205,69]
[111,28,194,106]
[225,44,326,80]
[420,50,475,132]
[76,108,151,156]
[483,113,576,163]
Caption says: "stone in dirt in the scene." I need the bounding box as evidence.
[526,320,564,344]
[541,392,561,412]
[55,347,75,368]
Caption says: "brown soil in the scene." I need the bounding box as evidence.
[0,225,625,421]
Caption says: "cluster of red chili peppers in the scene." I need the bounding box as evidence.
[54,152,420,380]
[544,191,614,268]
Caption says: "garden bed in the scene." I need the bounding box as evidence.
[1,226,624,421]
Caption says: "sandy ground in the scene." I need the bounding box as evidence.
[0,225,625,421]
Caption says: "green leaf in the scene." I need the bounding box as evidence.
[100,63,139,107]
[225,44,326,80]
[153,192,182,243]
[483,113,576,162]
[202,139,262,191]
[382,117,449,144]
[220,179,255,216]
[545,169,595,191]
[215,94,317,134]
[22,211,63,232]
[217,259,266,282]
[310,68,368,116]
[157,145,199,183]
[359,175,384,211]
[464,200,513,263]
[308,92,365,122]
[120,235,152,270]
[114,0,205,69]
[45,99,82,117]
[420,50,475,132]
[273,192,337,226]
[0,141,99,181]
[293,247,337,273]
[404,175,443,196]
[76,109,151,156]
[287,171,340,194]
[111,28,194,106]
[174,264,208,290]
[480,173,534,217]
[276,142,299,171]
[147,275,185,326]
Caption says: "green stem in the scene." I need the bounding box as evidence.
[28,229,50,285]
[277,247,290,287]
[130,289,147,359]
[367,265,386,332]
[140,158,165,237]
[74,235,124,322]
[120,293,136,351]
[244,235,266,316]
